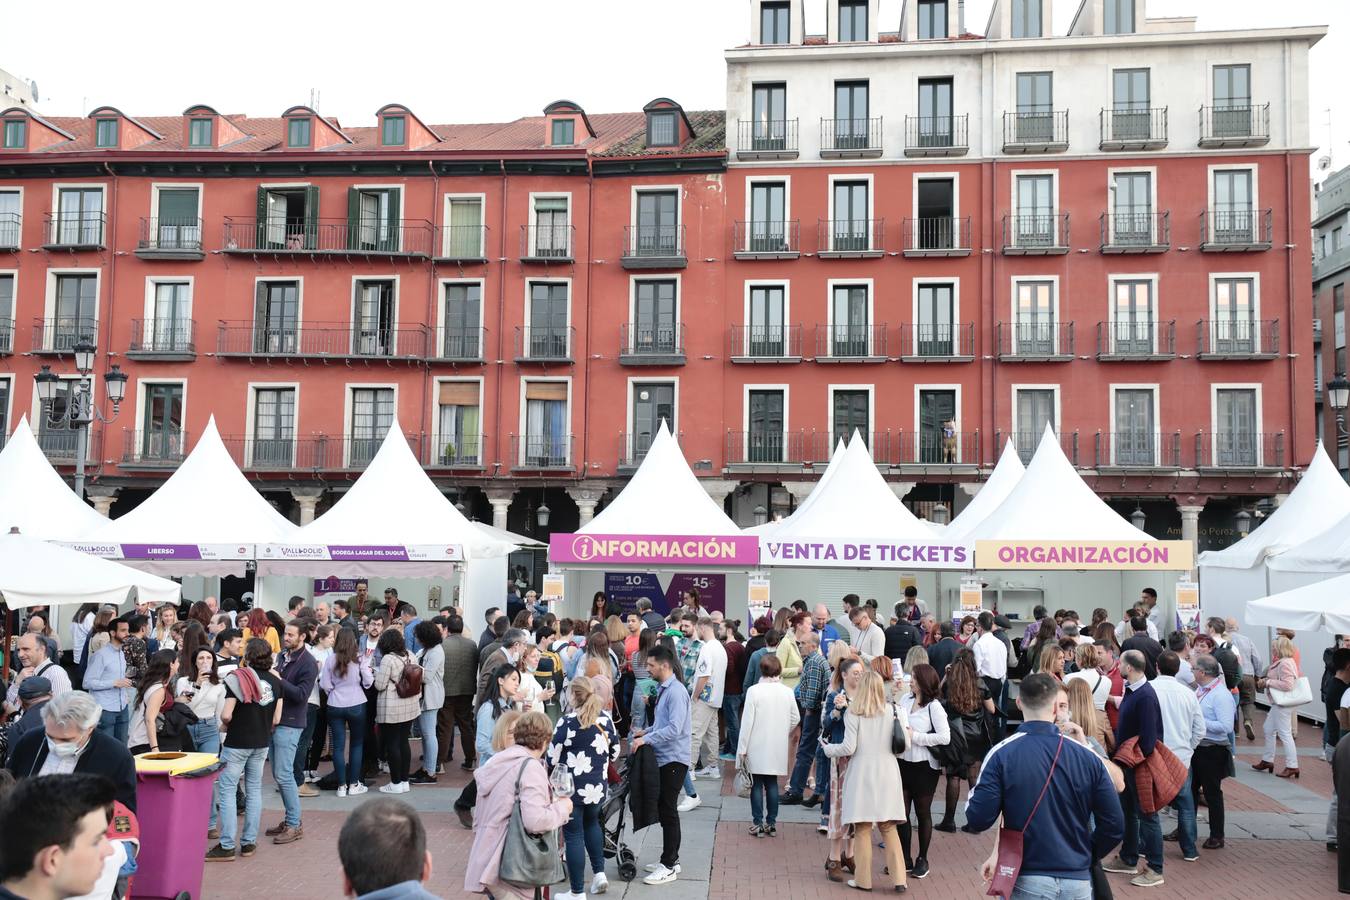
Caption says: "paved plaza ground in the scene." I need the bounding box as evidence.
[201,708,1342,899]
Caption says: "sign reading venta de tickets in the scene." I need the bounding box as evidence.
[549,533,760,567]
[63,542,254,561]
[258,544,463,562]
[974,540,1194,571]
[759,538,971,569]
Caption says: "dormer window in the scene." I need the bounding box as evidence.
[2,119,24,149]
[761,1,790,44]
[1105,0,1135,34]
[839,0,867,42]
[551,119,575,146]
[381,115,405,146]
[1012,0,1042,38]
[917,0,948,39]
[647,111,677,148]
[287,117,311,148]
[95,118,118,148]
[189,118,213,147]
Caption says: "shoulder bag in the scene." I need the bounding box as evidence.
[889,701,909,756]
[1270,675,1313,708]
[986,736,1064,898]
[498,758,565,888]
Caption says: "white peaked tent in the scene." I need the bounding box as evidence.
[258,422,519,577]
[579,423,741,536]
[942,440,1026,541]
[77,417,298,576]
[0,528,180,610]
[1247,573,1350,634]
[961,426,1151,542]
[0,418,105,540]
[1267,508,1350,583]
[744,439,846,537]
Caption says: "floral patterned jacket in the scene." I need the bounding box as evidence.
[547,710,620,806]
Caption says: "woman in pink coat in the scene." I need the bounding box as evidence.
[464,711,573,898]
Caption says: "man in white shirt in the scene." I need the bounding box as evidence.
[689,617,727,780]
[971,612,1008,710]
[849,606,884,663]
[5,633,72,712]
[1153,651,1205,862]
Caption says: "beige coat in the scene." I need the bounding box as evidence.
[824,707,908,824]
[737,679,800,776]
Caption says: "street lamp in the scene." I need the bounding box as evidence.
[33,345,125,500]
[1329,372,1350,437]
[1235,508,1252,537]
[930,503,951,526]
[1130,505,1147,530]
[536,502,551,529]
[753,505,768,526]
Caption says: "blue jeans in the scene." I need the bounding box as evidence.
[293,703,319,785]
[98,706,130,744]
[1121,768,1163,874]
[750,773,779,827]
[720,694,743,755]
[418,708,439,773]
[684,770,697,797]
[562,801,605,892]
[788,709,821,796]
[817,744,832,815]
[328,703,366,786]
[1170,768,1197,858]
[270,725,303,828]
[1010,875,1093,900]
[216,746,268,850]
[187,720,220,755]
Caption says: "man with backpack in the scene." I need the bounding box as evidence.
[265,620,319,846]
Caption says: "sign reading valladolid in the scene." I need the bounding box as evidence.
[758,538,970,569]
[974,540,1194,571]
[258,544,463,562]
[549,534,760,567]
[63,543,253,561]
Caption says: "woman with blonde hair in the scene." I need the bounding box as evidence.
[1038,643,1065,683]
[1255,635,1304,778]
[870,655,898,701]
[490,709,523,754]
[822,670,909,893]
[1066,677,1113,754]
[516,644,556,714]
[549,675,619,896]
[1064,643,1110,711]
[585,655,614,712]
[903,645,929,674]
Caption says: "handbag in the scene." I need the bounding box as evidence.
[890,701,909,756]
[986,736,1063,898]
[1269,675,1313,707]
[498,759,565,888]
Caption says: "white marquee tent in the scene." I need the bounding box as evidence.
[0,528,180,610]
[0,418,106,540]
[744,440,845,538]
[941,439,1026,542]
[1247,573,1350,635]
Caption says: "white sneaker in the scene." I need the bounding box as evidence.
[348,783,368,796]
[644,864,679,885]
[694,765,721,779]
[644,864,680,874]
[677,794,701,813]
[336,785,348,798]
[553,893,581,900]
[397,782,411,794]
[591,872,609,894]
[378,783,400,794]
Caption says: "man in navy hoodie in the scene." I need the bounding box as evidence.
[264,620,319,847]
[965,673,1123,899]
[1103,648,1166,888]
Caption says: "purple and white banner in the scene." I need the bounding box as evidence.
[550,533,760,567]
[759,537,971,569]
[258,544,463,563]
[63,542,252,561]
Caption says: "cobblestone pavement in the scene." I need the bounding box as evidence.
[199,709,1343,899]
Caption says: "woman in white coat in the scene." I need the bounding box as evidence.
[823,670,910,893]
[736,653,800,837]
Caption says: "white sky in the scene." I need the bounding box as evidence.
[1,0,1345,171]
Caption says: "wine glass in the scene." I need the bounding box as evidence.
[550,765,575,798]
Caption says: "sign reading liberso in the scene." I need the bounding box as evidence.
[258,544,464,562]
[549,534,760,567]
[62,543,252,561]
[974,540,1194,571]
[758,538,970,569]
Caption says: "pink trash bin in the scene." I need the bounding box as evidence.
[131,753,221,900]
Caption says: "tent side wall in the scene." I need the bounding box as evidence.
[1265,568,1341,724]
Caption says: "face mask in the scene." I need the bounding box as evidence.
[47,736,87,759]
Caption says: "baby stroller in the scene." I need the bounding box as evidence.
[600,759,637,881]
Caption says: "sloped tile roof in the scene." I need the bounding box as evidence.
[593,110,726,158]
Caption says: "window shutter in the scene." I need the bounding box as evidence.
[254,281,268,324]
[386,189,401,234]
[255,187,268,249]
[524,381,568,402]
[346,187,361,251]
[303,185,320,249]
[438,381,480,406]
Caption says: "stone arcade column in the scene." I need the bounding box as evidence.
[85,485,119,518]
[1175,498,1206,577]
[289,487,324,525]
[486,490,515,531]
[566,487,601,526]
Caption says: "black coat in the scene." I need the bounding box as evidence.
[627,743,661,832]
[884,621,923,660]
[6,728,138,812]
[927,638,961,678]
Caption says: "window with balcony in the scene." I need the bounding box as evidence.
[760,1,790,43]
[1213,169,1255,242]
[436,381,481,465]
[150,281,192,353]
[1015,72,1054,143]
[747,389,785,462]
[55,187,104,245]
[1111,171,1153,246]
[257,186,317,250]
[353,279,395,356]
[751,83,787,150]
[749,181,787,252]
[444,197,483,258]
[833,81,870,149]
[188,118,213,147]
[748,285,786,356]
[551,119,574,146]
[632,280,677,354]
[1111,69,1151,141]
[0,274,12,353]
[630,382,675,464]
[647,111,677,147]
[634,190,678,255]
[350,187,400,252]
[831,180,870,251]
[524,381,568,466]
[1014,280,1057,354]
[52,273,97,350]
[287,117,311,148]
[442,283,482,359]
[253,280,299,354]
[349,387,394,466]
[252,388,296,467]
[1015,174,1055,247]
[1114,388,1155,466]
[916,78,954,147]
[2,120,25,149]
[917,0,948,39]
[919,390,957,462]
[141,383,184,461]
[832,389,870,447]
[1213,277,1256,353]
[532,197,570,258]
[1012,0,1042,38]
[1104,0,1135,35]
[1215,388,1257,466]
[1015,388,1055,462]
[95,119,118,148]
[1110,279,1154,354]
[1212,65,1254,137]
[831,284,870,356]
[0,190,18,247]
[839,0,867,41]
[917,283,955,356]
[528,282,569,357]
[152,187,200,251]
[381,115,405,146]
[916,178,956,250]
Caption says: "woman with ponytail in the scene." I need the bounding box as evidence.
[548,675,620,897]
